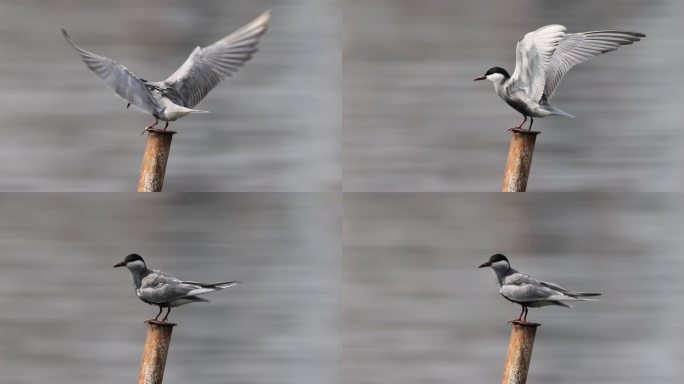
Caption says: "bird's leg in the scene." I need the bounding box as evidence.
[126,103,131,109]
[161,307,171,322]
[163,121,169,131]
[523,307,529,322]
[140,118,159,135]
[508,115,527,132]
[509,305,526,324]
[145,306,164,323]
[528,117,534,131]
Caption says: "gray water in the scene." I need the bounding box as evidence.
[0,194,339,384]
[343,194,684,383]
[0,0,339,191]
[2,194,683,383]
[343,0,684,191]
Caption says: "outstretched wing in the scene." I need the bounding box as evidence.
[162,10,271,108]
[543,30,645,99]
[61,28,160,114]
[510,25,566,103]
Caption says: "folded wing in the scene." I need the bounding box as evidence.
[162,10,271,108]
[61,28,160,114]
[543,30,645,99]
[501,283,559,302]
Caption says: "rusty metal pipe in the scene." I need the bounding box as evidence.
[501,321,540,384]
[500,129,540,192]
[137,130,177,192]
[137,321,177,384]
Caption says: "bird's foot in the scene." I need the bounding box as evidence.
[144,319,168,325]
[141,119,160,135]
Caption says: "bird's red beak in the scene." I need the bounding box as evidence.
[113,261,126,268]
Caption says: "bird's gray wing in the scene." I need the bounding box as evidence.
[61,28,161,114]
[139,271,202,304]
[510,25,566,103]
[540,280,601,297]
[543,30,645,99]
[161,10,270,108]
[501,283,557,302]
[179,280,239,295]
[502,279,593,303]
[538,280,570,293]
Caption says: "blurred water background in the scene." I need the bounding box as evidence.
[343,194,684,383]
[343,0,684,191]
[0,194,339,384]
[0,0,339,191]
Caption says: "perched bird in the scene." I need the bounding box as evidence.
[62,10,270,133]
[478,254,600,322]
[114,253,238,322]
[474,25,645,131]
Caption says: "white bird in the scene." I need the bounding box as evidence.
[474,25,645,131]
[114,253,238,322]
[479,254,600,323]
[63,10,270,133]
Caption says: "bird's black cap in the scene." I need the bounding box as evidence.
[474,67,510,81]
[114,253,145,268]
[478,253,509,268]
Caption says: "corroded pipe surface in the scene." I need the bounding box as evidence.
[500,129,540,192]
[501,321,540,384]
[137,321,177,384]
[137,129,177,192]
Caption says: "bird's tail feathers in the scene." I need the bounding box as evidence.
[184,281,240,289]
[549,294,599,302]
[166,105,209,114]
[542,103,575,118]
[570,292,602,297]
[214,281,240,289]
[189,296,210,303]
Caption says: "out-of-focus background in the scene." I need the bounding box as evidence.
[343,0,684,191]
[0,194,339,384]
[0,0,339,191]
[343,194,684,384]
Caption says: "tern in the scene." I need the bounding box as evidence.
[114,253,238,322]
[63,10,270,133]
[478,254,600,323]
[474,25,645,131]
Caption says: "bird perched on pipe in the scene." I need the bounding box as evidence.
[474,25,645,131]
[478,254,600,323]
[62,10,270,134]
[114,253,238,322]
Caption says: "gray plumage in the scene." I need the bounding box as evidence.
[114,253,238,322]
[475,25,645,130]
[62,10,270,131]
[479,254,600,322]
